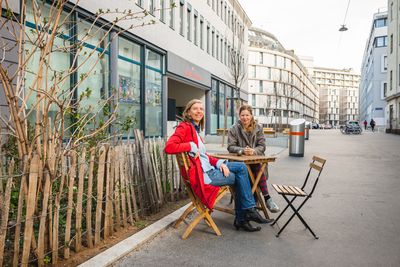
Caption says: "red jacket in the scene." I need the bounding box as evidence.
[164,121,220,209]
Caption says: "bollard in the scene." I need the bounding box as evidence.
[289,119,305,157]
[305,121,311,140]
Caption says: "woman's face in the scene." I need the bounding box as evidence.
[188,102,204,123]
[239,109,252,127]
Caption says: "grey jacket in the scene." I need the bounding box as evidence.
[227,121,266,155]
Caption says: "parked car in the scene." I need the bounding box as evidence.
[311,122,319,129]
[322,124,333,129]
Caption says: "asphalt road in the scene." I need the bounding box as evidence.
[115,130,400,267]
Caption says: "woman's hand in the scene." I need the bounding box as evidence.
[244,146,255,156]
[220,163,230,177]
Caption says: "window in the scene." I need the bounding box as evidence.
[250,66,256,78]
[169,0,174,28]
[390,70,393,90]
[149,0,155,14]
[374,18,387,27]
[135,0,142,7]
[259,80,263,93]
[179,1,184,35]
[186,4,191,41]
[374,36,387,47]
[211,79,218,134]
[220,38,223,62]
[259,108,265,116]
[390,34,393,53]
[382,55,388,71]
[200,17,204,49]
[118,37,142,137]
[206,25,210,53]
[383,82,387,98]
[160,0,165,22]
[212,29,215,57]
[259,52,263,64]
[216,34,219,59]
[252,94,256,106]
[193,11,198,45]
[145,49,163,136]
[390,2,394,21]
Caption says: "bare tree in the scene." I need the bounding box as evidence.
[282,83,300,128]
[222,5,246,146]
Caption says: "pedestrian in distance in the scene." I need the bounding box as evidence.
[363,120,368,130]
[370,119,376,132]
[227,104,280,213]
[164,99,273,232]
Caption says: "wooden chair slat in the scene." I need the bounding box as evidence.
[272,184,282,194]
[293,186,307,196]
[313,156,326,164]
[278,184,289,194]
[310,163,322,172]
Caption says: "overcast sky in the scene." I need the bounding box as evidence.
[239,0,387,73]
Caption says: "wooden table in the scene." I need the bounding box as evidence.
[212,153,277,219]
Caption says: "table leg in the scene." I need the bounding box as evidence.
[246,164,270,219]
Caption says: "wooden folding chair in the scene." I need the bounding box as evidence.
[271,156,326,239]
[173,153,232,239]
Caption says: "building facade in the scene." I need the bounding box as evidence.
[247,28,319,128]
[386,0,400,134]
[313,68,360,126]
[360,11,388,128]
[2,0,251,137]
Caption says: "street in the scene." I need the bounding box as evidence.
[115,130,400,267]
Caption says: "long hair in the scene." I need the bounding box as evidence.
[239,104,256,133]
[182,99,205,131]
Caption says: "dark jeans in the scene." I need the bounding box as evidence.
[207,162,255,222]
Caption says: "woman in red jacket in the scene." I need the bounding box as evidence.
[165,99,273,232]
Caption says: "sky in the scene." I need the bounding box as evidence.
[239,0,388,73]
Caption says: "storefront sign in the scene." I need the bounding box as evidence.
[167,52,211,87]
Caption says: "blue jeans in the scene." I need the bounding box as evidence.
[207,162,255,222]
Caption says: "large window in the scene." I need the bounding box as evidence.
[118,37,141,138]
[374,18,387,28]
[211,80,218,134]
[76,20,110,132]
[145,49,163,136]
[219,83,225,127]
[374,36,388,47]
[186,4,191,41]
[25,4,71,128]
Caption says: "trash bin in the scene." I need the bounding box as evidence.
[289,118,305,157]
[305,121,311,140]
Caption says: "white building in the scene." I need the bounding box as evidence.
[386,0,400,134]
[313,68,360,126]
[2,0,251,136]
[247,28,319,128]
[360,11,388,128]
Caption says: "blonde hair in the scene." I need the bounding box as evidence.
[182,99,205,131]
[239,104,256,133]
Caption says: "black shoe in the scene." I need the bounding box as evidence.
[234,220,261,232]
[245,208,274,224]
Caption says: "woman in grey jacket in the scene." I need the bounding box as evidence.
[227,104,280,213]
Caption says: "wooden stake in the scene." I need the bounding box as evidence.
[75,147,86,252]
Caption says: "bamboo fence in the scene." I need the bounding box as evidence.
[0,130,185,266]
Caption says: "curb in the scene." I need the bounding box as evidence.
[78,203,191,267]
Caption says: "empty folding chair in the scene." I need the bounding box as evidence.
[271,156,326,239]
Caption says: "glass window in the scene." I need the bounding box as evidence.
[200,18,204,49]
[374,36,387,47]
[77,20,110,133]
[212,29,215,57]
[194,12,198,45]
[25,3,71,129]
[135,0,142,7]
[149,0,155,14]
[211,79,218,134]
[160,0,165,22]
[219,83,225,128]
[259,80,263,93]
[374,18,387,27]
[206,25,210,53]
[187,5,191,41]
[179,2,184,35]
[169,0,175,28]
[145,49,163,136]
[118,37,142,138]
[259,52,263,64]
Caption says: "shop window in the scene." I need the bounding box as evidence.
[118,37,142,138]
[145,49,163,136]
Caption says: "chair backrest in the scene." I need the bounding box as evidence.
[301,156,326,197]
[176,153,200,204]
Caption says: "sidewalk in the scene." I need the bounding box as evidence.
[114,129,400,267]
